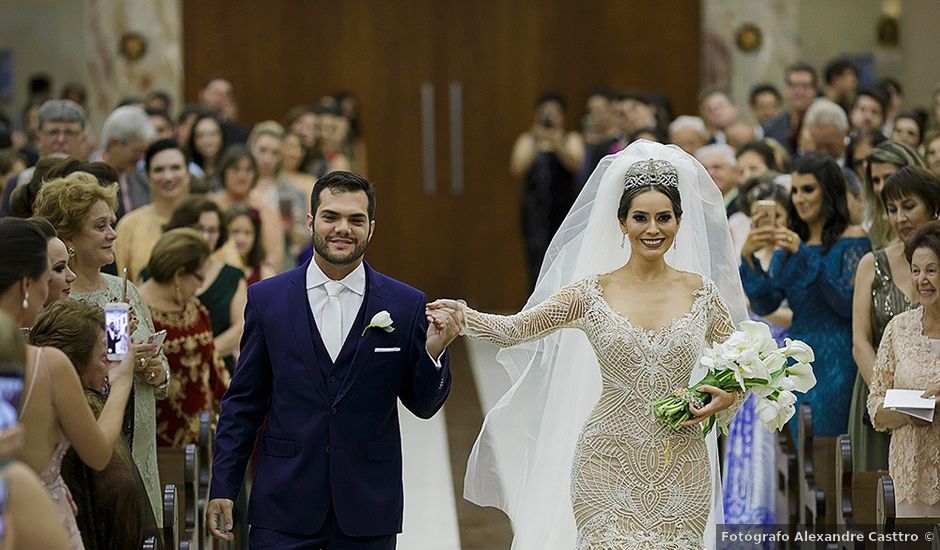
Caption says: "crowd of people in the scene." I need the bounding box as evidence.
[0,52,939,546]
[0,75,368,548]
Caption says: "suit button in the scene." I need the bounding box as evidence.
[329,375,336,383]
[330,407,337,415]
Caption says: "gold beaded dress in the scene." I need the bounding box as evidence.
[462,274,737,549]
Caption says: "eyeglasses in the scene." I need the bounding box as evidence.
[42,128,82,138]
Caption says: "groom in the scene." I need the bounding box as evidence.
[207,171,460,548]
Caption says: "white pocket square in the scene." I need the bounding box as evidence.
[374,347,401,353]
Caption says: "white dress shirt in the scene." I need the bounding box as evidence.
[304,259,444,367]
[306,260,366,351]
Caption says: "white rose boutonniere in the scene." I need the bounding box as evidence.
[362,310,395,336]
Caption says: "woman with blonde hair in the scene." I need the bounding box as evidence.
[33,173,167,526]
[0,218,140,548]
[248,121,307,267]
[139,229,229,447]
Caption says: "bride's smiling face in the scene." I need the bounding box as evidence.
[620,189,680,260]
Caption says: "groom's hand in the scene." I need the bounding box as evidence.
[207,498,235,541]
[425,301,463,358]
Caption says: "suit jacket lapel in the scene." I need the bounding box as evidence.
[334,263,386,406]
[287,264,330,403]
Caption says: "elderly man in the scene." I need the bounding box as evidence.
[803,98,849,163]
[696,143,740,216]
[699,89,738,144]
[668,116,709,155]
[763,63,819,154]
[98,106,156,219]
[0,99,86,216]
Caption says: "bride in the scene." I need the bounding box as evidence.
[429,141,748,549]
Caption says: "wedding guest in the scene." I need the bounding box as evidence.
[0,312,70,550]
[863,141,927,249]
[31,300,160,549]
[890,112,925,149]
[0,217,138,548]
[763,63,819,154]
[510,92,583,289]
[852,167,940,471]
[281,132,315,202]
[113,139,191,282]
[869,220,940,516]
[925,130,940,177]
[163,197,246,374]
[845,130,887,184]
[749,83,783,126]
[33,173,167,526]
[695,144,739,216]
[741,153,870,435]
[187,113,226,182]
[98,106,156,219]
[28,217,75,306]
[668,116,708,155]
[139,229,229,447]
[223,205,275,286]
[209,145,284,271]
[247,122,307,268]
[850,88,889,135]
[736,140,779,182]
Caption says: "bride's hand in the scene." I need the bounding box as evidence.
[427,300,466,326]
[680,385,735,427]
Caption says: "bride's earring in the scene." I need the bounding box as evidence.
[21,291,29,310]
[620,233,626,249]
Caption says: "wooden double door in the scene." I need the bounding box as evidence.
[184,0,700,311]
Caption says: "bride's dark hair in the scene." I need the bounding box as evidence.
[617,184,683,221]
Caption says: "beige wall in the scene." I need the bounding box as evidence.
[899,0,940,107]
[0,0,86,122]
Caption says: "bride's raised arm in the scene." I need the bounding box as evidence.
[429,280,588,349]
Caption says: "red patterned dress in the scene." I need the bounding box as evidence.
[151,299,230,447]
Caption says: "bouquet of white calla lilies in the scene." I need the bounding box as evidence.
[652,320,817,435]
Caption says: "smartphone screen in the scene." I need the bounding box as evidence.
[0,367,24,430]
[104,304,130,361]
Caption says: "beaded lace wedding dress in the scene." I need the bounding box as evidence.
[463,274,736,548]
[461,141,749,549]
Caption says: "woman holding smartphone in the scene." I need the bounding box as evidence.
[0,218,141,548]
[33,173,168,527]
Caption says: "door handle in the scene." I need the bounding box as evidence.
[420,82,436,195]
[448,81,464,196]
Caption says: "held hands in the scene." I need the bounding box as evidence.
[206,498,235,541]
[679,385,735,427]
[425,300,466,358]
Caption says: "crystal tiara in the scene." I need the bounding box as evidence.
[623,159,680,190]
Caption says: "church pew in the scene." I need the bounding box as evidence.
[798,403,829,527]
[836,434,887,549]
[776,424,800,531]
[875,475,940,550]
[198,412,214,550]
[163,484,180,550]
[158,444,200,548]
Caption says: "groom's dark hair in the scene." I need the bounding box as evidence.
[310,171,376,221]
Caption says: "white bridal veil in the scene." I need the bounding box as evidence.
[463,140,748,549]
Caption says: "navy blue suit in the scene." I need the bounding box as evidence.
[209,261,451,537]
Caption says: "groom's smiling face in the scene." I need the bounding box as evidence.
[308,188,375,266]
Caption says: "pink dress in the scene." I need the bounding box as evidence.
[21,347,84,549]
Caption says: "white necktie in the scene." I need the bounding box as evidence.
[320,281,345,361]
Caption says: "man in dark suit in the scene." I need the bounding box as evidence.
[207,171,459,548]
[762,63,819,155]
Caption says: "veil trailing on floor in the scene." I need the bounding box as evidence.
[463,140,748,549]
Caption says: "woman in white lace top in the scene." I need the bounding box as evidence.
[869,220,940,517]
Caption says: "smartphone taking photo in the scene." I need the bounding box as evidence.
[754,200,777,227]
[104,303,131,361]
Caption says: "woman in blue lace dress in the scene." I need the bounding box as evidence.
[740,153,871,436]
